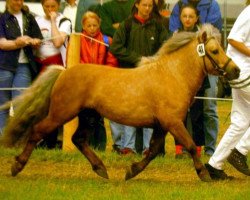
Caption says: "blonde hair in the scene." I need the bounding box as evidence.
[82,11,101,27]
[247,0,250,5]
[41,0,61,5]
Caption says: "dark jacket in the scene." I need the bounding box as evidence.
[0,9,43,77]
[99,0,135,37]
[110,15,170,67]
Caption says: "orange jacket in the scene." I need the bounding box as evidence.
[80,30,118,67]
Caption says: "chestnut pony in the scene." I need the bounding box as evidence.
[0,24,240,182]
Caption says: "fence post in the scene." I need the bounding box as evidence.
[62,34,80,151]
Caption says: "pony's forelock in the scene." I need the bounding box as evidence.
[198,23,221,43]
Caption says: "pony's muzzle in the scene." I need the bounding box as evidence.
[225,65,240,81]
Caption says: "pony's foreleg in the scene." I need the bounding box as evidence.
[72,125,109,179]
[125,124,166,180]
[170,122,211,182]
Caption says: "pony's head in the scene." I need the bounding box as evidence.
[157,24,240,81]
[197,24,240,80]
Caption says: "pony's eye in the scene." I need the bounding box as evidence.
[212,50,219,54]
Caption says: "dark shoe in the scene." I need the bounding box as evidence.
[227,148,250,176]
[204,151,213,157]
[205,163,234,180]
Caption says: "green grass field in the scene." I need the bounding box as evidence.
[0,101,250,200]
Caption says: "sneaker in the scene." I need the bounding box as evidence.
[205,163,234,180]
[175,145,183,159]
[120,148,135,155]
[196,146,202,158]
[227,148,250,176]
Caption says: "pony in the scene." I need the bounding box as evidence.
[0,24,240,182]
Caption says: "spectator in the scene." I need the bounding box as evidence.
[173,3,210,158]
[205,0,250,180]
[0,0,43,135]
[34,0,72,149]
[99,0,135,37]
[98,0,135,154]
[110,0,169,155]
[73,11,118,151]
[169,0,222,156]
[59,0,100,32]
[135,0,168,155]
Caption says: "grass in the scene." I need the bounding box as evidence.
[0,101,250,200]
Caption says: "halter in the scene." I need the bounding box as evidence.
[197,37,231,76]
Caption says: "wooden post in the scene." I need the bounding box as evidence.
[62,34,80,151]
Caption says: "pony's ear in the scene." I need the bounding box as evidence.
[201,31,208,43]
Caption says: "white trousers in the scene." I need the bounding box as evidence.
[209,86,250,170]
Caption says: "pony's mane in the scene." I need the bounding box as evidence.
[138,24,221,67]
[157,23,221,56]
[137,32,196,67]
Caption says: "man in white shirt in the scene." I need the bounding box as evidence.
[205,2,250,180]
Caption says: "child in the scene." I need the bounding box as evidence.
[74,11,117,151]
[174,4,209,158]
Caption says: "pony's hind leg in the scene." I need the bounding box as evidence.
[72,112,108,179]
[125,123,166,180]
[169,121,211,182]
[11,117,59,176]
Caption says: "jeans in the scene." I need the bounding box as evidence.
[203,75,219,155]
[109,121,136,152]
[0,63,32,135]
[142,128,153,150]
[110,121,153,153]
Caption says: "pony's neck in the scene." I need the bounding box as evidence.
[173,40,206,99]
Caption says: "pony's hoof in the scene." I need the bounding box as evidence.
[11,160,24,177]
[125,163,142,181]
[125,167,135,181]
[94,168,109,179]
[198,167,212,182]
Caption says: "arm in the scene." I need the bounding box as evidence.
[0,36,34,50]
[0,14,40,50]
[228,39,250,57]
[109,22,141,67]
[50,12,68,48]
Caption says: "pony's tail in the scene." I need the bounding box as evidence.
[0,65,65,148]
